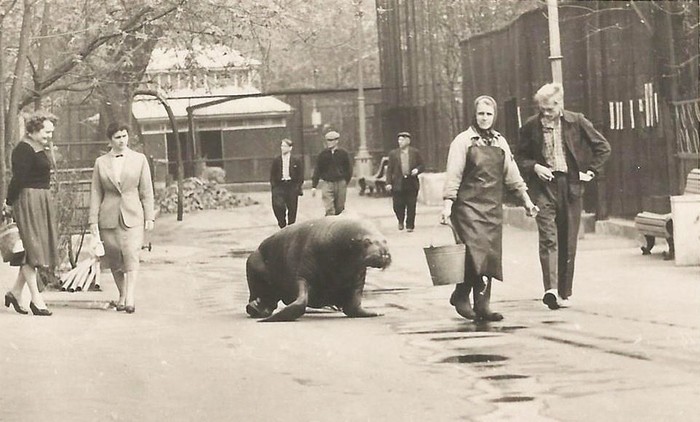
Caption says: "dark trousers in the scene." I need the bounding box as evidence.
[534,173,582,298]
[392,189,418,229]
[272,182,299,228]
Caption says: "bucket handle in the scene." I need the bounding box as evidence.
[428,220,461,247]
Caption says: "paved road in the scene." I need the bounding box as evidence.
[1,190,698,421]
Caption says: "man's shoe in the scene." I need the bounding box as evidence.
[398,223,404,231]
[543,292,560,310]
[558,296,571,308]
[407,228,414,233]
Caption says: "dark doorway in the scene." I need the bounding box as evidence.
[503,97,519,148]
[199,130,223,168]
[166,131,194,178]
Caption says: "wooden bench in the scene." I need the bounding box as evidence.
[358,156,389,196]
[634,168,700,259]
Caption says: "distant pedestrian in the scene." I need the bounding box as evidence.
[386,132,424,232]
[89,122,155,314]
[270,138,304,228]
[515,82,611,310]
[441,95,538,321]
[3,111,60,316]
[311,131,353,216]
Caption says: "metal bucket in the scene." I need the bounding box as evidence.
[0,222,23,263]
[423,243,465,286]
[423,222,465,286]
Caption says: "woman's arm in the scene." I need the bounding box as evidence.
[88,158,104,234]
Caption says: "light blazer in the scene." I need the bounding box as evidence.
[89,149,155,229]
[386,146,425,193]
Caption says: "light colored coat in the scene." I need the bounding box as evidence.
[89,149,155,229]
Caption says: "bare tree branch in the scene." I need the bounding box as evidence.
[629,0,654,35]
[19,0,186,109]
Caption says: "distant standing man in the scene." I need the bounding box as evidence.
[516,82,611,310]
[270,138,304,228]
[386,132,424,232]
[311,131,353,216]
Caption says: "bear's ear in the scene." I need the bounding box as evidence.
[363,237,373,247]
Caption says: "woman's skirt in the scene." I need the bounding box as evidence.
[13,188,59,268]
[100,215,144,272]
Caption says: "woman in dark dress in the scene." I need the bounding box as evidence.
[3,111,59,316]
[440,96,538,321]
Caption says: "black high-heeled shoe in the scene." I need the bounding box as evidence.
[124,305,135,314]
[29,302,52,316]
[4,292,28,315]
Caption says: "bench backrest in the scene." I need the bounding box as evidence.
[685,168,700,195]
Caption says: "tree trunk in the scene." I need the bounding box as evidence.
[4,0,33,200]
[0,24,6,203]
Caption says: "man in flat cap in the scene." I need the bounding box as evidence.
[386,131,424,232]
[311,130,353,215]
[270,138,304,228]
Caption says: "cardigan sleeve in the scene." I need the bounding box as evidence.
[6,143,34,205]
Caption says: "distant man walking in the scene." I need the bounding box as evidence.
[311,131,353,216]
[270,138,304,228]
[516,82,611,310]
[386,132,424,232]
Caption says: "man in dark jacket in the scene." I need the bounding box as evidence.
[516,82,611,310]
[311,131,353,216]
[270,138,304,228]
[386,132,424,232]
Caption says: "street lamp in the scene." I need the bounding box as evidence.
[354,0,372,178]
[311,68,322,128]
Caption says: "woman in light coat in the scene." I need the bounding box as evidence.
[89,122,155,314]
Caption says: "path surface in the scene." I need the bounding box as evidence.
[1,190,698,421]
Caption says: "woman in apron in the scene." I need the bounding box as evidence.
[441,96,538,321]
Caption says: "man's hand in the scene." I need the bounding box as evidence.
[410,168,419,176]
[534,164,554,182]
[385,184,392,192]
[579,170,595,182]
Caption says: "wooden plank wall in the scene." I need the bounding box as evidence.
[460,1,698,218]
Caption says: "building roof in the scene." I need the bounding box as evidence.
[132,87,293,122]
[147,45,260,72]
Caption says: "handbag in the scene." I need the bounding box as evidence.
[0,220,24,263]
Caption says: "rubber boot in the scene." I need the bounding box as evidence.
[449,282,476,320]
[473,277,503,321]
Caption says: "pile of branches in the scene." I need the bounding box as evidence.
[157,177,258,214]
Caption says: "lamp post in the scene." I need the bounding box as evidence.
[354,0,372,178]
[547,0,563,88]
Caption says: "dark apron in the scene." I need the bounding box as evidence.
[450,145,505,280]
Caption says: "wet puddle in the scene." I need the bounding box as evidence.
[491,396,535,403]
[430,334,495,342]
[482,374,529,380]
[229,248,254,258]
[440,354,508,364]
[407,324,527,335]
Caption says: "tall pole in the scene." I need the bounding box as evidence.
[354,0,371,178]
[547,0,563,88]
